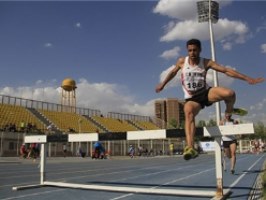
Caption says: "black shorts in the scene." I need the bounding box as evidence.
[223,140,237,148]
[185,87,213,109]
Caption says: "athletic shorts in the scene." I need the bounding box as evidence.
[185,87,213,109]
[223,139,237,148]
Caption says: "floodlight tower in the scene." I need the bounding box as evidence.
[197,0,221,122]
[197,0,224,198]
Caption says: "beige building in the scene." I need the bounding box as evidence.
[155,98,185,129]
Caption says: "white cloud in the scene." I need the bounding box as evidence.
[0,79,155,117]
[75,22,81,28]
[160,46,181,60]
[159,65,180,89]
[222,42,232,50]
[0,77,264,124]
[256,21,266,33]
[261,43,266,53]
[153,0,198,20]
[153,0,232,20]
[154,0,249,49]
[44,43,53,48]
[247,98,266,124]
[159,18,249,46]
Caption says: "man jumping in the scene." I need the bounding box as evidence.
[155,39,264,160]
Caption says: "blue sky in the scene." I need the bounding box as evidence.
[0,0,265,124]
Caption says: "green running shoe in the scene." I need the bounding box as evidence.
[183,147,198,160]
[232,108,248,116]
[190,148,198,159]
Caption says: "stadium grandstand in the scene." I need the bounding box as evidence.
[0,94,160,134]
[0,94,169,157]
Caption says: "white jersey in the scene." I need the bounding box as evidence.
[181,57,209,99]
[222,121,236,141]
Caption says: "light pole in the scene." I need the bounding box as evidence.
[197,0,224,198]
[197,0,221,122]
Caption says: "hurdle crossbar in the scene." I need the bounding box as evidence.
[14,123,254,200]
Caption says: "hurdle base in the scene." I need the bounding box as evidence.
[211,191,232,200]
[42,181,231,199]
[12,181,232,199]
[12,184,44,191]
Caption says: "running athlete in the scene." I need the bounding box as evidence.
[220,113,238,174]
[155,39,264,160]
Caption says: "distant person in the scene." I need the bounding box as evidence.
[20,121,25,132]
[78,146,86,158]
[20,144,28,158]
[220,113,238,174]
[128,145,135,158]
[169,143,174,156]
[47,124,55,134]
[63,144,67,157]
[27,143,39,160]
[138,145,143,156]
[93,142,105,159]
[155,38,264,160]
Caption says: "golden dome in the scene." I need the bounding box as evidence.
[61,78,77,91]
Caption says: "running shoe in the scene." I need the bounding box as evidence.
[232,108,248,116]
[183,147,198,160]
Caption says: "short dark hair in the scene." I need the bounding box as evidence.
[186,39,201,51]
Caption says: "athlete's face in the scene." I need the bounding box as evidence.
[187,44,201,60]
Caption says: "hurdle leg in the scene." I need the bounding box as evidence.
[12,143,46,191]
[214,137,223,198]
[40,143,47,184]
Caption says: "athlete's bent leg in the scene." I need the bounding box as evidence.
[208,87,236,114]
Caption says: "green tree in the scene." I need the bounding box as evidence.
[254,121,266,140]
[197,120,206,127]
[179,120,185,129]
[207,119,217,127]
[169,118,177,128]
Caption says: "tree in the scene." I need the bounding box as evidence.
[197,120,206,127]
[207,119,217,127]
[168,118,177,128]
[254,121,266,140]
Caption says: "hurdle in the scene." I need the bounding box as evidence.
[13,123,254,199]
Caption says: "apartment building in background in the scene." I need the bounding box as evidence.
[154,98,185,129]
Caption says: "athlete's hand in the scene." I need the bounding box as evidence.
[247,77,265,85]
[155,83,164,93]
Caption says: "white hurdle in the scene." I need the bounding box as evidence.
[12,123,254,199]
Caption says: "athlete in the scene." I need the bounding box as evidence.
[155,38,264,160]
[220,113,238,174]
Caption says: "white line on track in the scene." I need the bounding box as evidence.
[109,167,215,200]
[3,154,260,200]
[229,154,265,189]
[0,189,65,200]
[109,154,263,200]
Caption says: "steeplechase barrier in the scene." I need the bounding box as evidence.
[13,123,254,200]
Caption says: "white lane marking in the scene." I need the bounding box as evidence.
[109,167,215,200]
[229,154,265,188]
[109,154,262,200]
[0,189,65,200]
[0,163,179,188]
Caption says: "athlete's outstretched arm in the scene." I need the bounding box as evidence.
[207,60,265,85]
[155,58,183,93]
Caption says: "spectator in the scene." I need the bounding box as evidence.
[20,144,28,158]
[128,145,135,158]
